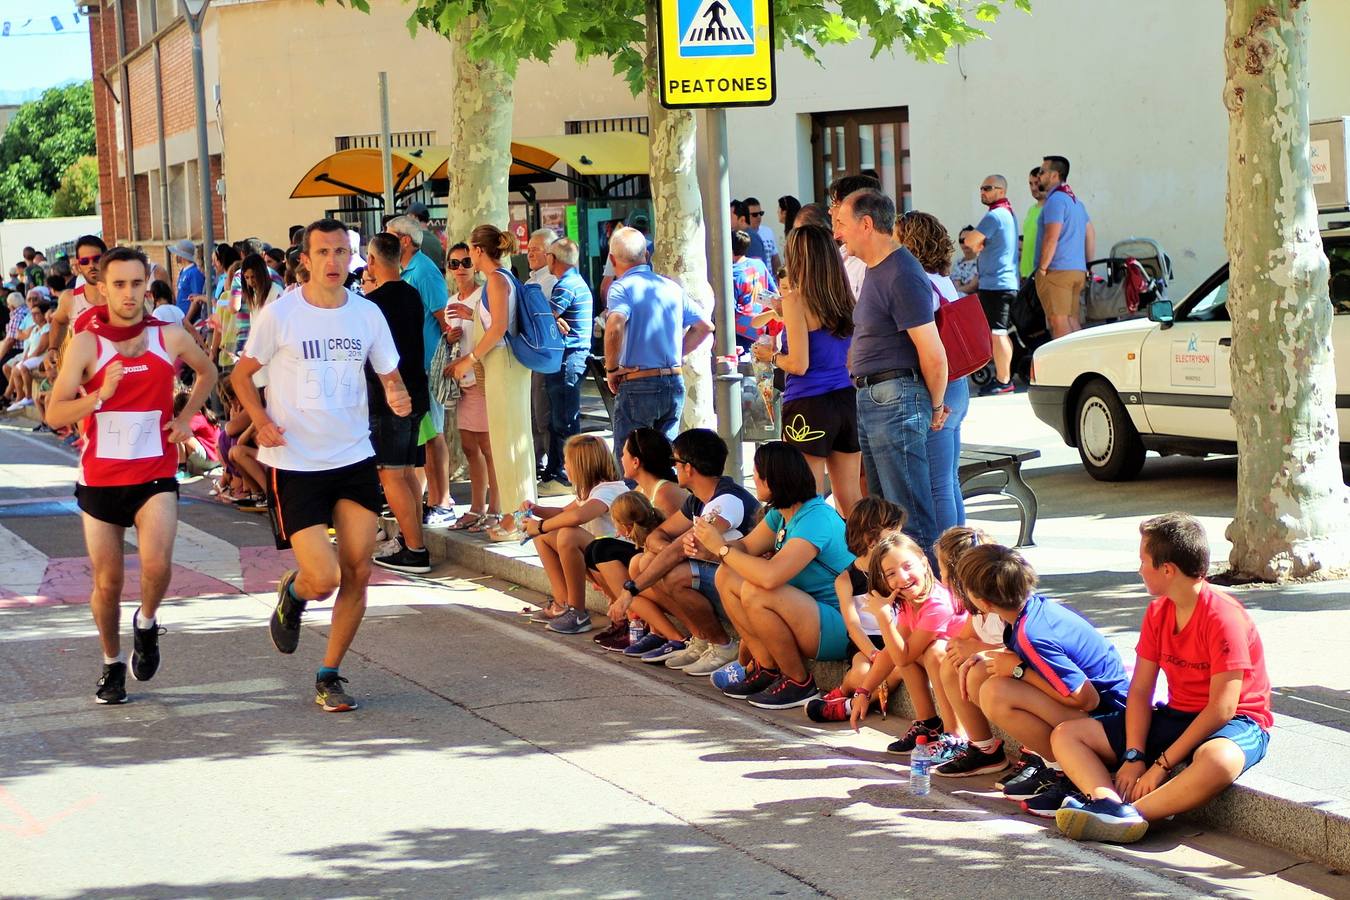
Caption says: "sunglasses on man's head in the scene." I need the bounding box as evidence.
[77,254,102,266]
[448,258,473,270]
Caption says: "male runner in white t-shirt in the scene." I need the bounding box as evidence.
[232,219,412,712]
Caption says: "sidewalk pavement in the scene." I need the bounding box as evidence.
[397,394,1350,872]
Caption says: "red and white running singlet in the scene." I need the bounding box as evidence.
[79,329,178,487]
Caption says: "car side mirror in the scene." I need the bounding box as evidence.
[1148,299,1174,328]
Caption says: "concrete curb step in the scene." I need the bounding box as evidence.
[401,517,1349,870]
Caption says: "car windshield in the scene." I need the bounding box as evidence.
[1179,236,1350,322]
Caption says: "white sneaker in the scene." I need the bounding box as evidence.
[6,398,33,412]
[664,637,710,669]
[684,641,741,677]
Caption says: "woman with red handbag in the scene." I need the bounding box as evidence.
[895,212,972,534]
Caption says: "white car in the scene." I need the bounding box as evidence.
[1028,229,1350,480]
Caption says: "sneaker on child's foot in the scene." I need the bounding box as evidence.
[709,660,746,691]
[623,632,668,657]
[747,674,820,710]
[935,740,1009,778]
[592,620,627,646]
[640,638,687,663]
[546,608,593,635]
[1020,773,1081,818]
[887,718,943,754]
[996,752,1044,792]
[1055,795,1150,843]
[1002,761,1062,799]
[684,641,740,677]
[805,694,851,722]
[94,662,127,705]
[373,544,432,574]
[315,672,358,712]
[721,664,779,699]
[664,638,709,669]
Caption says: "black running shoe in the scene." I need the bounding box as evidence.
[373,544,432,574]
[315,672,358,712]
[1002,762,1063,799]
[1020,772,1080,818]
[935,740,1009,778]
[887,718,943,754]
[95,662,127,704]
[130,612,165,682]
[995,751,1043,791]
[721,664,779,699]
[270,570,306,654]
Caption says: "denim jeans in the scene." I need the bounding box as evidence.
[543,349,588,478]
[927,375,970,535]
[855,372,939,551]
[612,373,684,463]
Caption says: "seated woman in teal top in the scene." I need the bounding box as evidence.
[691,441,854,712]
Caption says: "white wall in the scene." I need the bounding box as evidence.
[0,216,103,271]
[723,0,1350,296]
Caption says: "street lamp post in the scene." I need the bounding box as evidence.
[181,0,213,266]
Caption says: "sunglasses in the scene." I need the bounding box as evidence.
[750,211,765,218]
[77,254,102,266]
[448,258,473,270]
[979,186,998,192]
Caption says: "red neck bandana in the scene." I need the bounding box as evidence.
[986,197,1015,216]
[1053,183,1077,202]
[87,305,165,342]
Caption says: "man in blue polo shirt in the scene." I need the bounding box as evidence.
[387,214,453,526]
[603,226,713,460]
[540,238,593,489]
[964,174,1020,394]
[1034,155,1096,338]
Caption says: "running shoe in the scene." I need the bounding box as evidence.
[930,734,968,766]
[373,544,432,574]
[935,740,1010,778]
[663,638,709,669]
[641,639,687,664]
[1020,773,1080,818]
[591,619,628,646]
[424,506,456,528]
[709,660,746,691]
[545,608,593,635]
[747,674,820,710]
[234,493,268,513]
[1003,763,1065,800]
[683,641,740,677]
[130,611,165,682]
[95,661,127,704]
[6,398,33,412]
[623,632,669,658]
[979,379,1015,397]
[537,478,573,497]
[887,719,944,754]
[597,627,633,652]
[995,752,1044,792]
[805,694,851,722]
[1055,796,1150,844]
[721,664,779,699]
[315,672,358,712]
[174,468,201,485]
[270,570,306,654]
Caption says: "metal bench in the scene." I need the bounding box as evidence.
[959,444,1040,547]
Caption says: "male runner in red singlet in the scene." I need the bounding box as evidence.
[232,219,412,712]
[48,234,109,350]
[46,247,217,705]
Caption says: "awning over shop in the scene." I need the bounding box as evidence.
[290,132,649,201]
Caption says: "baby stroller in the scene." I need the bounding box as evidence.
[1083,237,1173,326]
[968,276,1051,388]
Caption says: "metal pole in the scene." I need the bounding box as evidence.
[702,108,743,478]
[150,3,170,240]
[112,0,138,241]
[186,8,213,266]
[379,72,395,217]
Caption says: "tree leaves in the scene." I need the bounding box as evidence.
[51,156,100,217]
[0,81,94,221]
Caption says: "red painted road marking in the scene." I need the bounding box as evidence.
[0,786,100,838]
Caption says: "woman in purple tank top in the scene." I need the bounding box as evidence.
[751,224,861,516]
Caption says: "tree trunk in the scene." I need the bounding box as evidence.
[446,13,514,241]
[1223,0,1350,581]
[644,1,716,431]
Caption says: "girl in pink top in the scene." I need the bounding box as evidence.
[849,531,968,756]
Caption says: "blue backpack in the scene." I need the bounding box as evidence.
[498,268,563,374]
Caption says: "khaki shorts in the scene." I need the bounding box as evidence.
[1036,269,1087,318]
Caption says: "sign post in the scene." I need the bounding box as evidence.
[657,0,775,478]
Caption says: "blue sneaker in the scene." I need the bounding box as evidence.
[709,660,746,691]
[1055,795,1149,843]
[623,632,668,658]
[640,639,687,664]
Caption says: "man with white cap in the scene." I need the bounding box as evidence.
[167,239,206,323]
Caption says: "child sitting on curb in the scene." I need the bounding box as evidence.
[955,544,1129,817]
[1051,513,1272,844]
[805,497,907,723]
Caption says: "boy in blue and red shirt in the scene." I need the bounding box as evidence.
[1051,512,1272,843]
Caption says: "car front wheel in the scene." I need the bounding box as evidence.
[1075,379,1146,481]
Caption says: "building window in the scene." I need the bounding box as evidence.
[811,107,910,212]
[136,0,179,44]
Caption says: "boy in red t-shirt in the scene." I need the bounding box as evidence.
[1050,512,1271,843]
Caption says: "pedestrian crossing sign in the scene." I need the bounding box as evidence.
[657,0,775,109]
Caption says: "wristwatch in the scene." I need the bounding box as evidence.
[92,396,103,412]
[718,544,731,559]
[622,579,639,596]
[1011,663,1026,680]
[1122,748,1146,764]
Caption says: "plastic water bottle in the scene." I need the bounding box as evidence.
[628,618,646,645]
[910,735,932,796]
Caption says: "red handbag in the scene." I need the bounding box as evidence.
[932,283,993,381]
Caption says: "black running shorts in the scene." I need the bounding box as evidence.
[584,537,641,571]
[979,289,1017,334]
[268,457,381,550]
[75,478,178,528]
[780,386,860,458]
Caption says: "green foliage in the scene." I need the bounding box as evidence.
[0,81,95,220]
[51,156,101,217]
